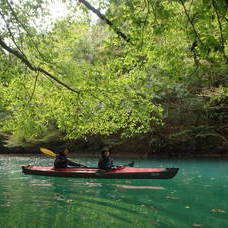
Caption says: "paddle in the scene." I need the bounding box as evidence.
[39,147,88,168]
[40,147,56,157]
[114,161,135,170]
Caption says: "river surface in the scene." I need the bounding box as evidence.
[0,155,228,227]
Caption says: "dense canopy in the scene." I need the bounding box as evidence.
[0,0,227,152]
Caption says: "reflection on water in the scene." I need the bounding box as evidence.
[110,184,165,190]
[0,155,228,227]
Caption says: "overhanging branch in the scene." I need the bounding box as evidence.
[0,38,80,94]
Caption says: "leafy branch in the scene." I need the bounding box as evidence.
[0,38,80,94]
[212,0,228,64]
[5,0,53,64]
[179,0,203,46]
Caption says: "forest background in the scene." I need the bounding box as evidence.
[0,0,227,157]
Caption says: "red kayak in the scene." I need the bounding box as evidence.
[22,166,179,179]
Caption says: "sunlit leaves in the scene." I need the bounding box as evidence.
[0,0,227,144]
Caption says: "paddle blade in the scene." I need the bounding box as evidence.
[40,147,56,157]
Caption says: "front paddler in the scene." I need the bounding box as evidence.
[54,147,87,168]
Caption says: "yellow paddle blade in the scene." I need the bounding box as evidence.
[40,147,57,157]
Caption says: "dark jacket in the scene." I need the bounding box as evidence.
[54,155,82,168]
[98,157,114,170]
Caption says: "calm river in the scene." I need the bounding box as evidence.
[0,155,228,227]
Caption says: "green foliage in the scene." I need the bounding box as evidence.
[0,0,227,148]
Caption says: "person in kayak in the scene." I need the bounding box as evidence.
[98,147,115,170]
[54,147,86,168]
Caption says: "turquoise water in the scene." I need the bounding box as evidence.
[0,155,228,227]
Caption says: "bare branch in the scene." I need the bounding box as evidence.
[28,71,39,104]
[78,0,131,43]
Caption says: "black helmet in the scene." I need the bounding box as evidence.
[101,147,109,153]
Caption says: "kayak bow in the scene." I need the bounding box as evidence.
[22,166,179,179]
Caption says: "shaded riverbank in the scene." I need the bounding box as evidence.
[1,149,228,159]
[1,133,227,158]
